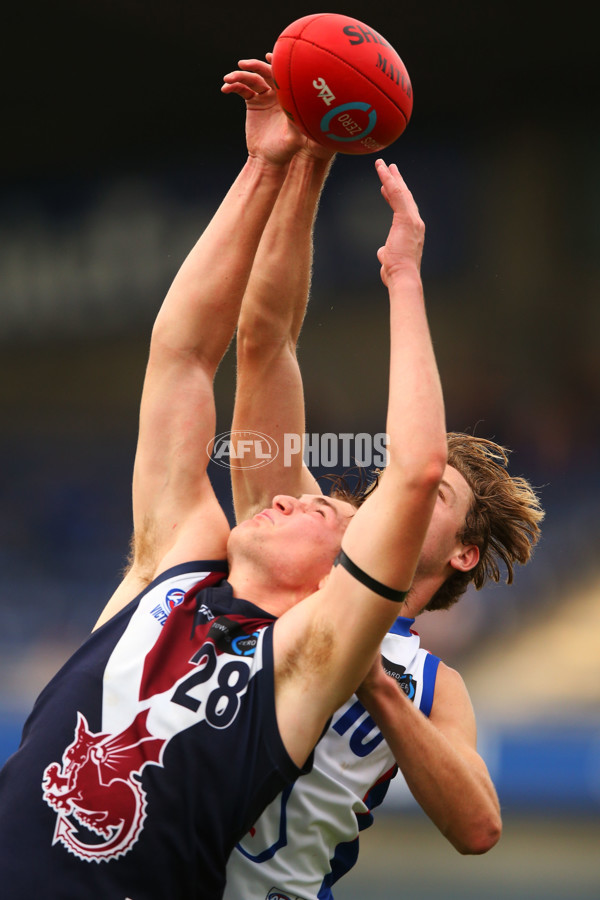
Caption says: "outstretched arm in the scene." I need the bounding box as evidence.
[357,658,502,854]
[94,70,306,628]
[274,162,448,764]
[230,67,501,853]
[224,58,335,520]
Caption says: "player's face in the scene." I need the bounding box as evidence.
[233,493,355,588]
[415,464,477,578]
[255,493,354,547]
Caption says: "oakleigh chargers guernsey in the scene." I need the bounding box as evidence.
[0,562,310,900]
[224,617,440,900]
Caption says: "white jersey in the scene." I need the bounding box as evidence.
[224,616,440,900]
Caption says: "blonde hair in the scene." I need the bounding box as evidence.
[426,433,544,611]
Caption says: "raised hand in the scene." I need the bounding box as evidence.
[222,55,335,165]
[375,160,425,284]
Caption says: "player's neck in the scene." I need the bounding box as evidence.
[227,563,309,617]
[404,573,445,618]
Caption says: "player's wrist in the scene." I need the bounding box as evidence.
[295,145,337,166]
[243,153,292,181]
[385,263,423,292]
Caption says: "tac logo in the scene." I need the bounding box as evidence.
[312,76,336,106]
[207,430,279,470]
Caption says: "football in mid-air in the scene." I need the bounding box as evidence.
[272,13,413,155]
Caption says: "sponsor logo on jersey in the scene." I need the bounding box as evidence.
[149,587,186,626]
[208,616,259,656]
[381,655,417,700]
[196,602,215,622]
[42,709,165,862]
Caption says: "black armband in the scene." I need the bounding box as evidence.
[334,549,407,603]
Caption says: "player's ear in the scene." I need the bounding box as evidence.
[449,543,479,574]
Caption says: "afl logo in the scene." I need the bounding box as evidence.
[207,430,279,470]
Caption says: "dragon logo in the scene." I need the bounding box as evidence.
[42,708,165,862]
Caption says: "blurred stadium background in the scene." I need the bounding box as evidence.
[2,2,599,896]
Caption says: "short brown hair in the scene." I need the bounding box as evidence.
[325,433,544,613]
[322,466,380,509]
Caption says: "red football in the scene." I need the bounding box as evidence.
[272,13,413,155]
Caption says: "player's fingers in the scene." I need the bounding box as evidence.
[238,57,270,69]
[237,59,274,84]
[380,183,390,205]
[222,71,247,86]
[222,74,275,103]
[375,159,397,196]
[377,160,404,194]
[377,164,392,206]
[376,159,405,185]
[223,69,270,88]
[376,162,414,214]
[221,82,256,101]
[377,248,388,286]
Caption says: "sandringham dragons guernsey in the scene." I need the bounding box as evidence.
[0,562,310,900]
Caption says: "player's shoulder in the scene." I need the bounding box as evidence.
[94,559,228,631]
[430,660,476,718]
[434,660,468,690]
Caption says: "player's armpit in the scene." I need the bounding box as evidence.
[272,560,401,768]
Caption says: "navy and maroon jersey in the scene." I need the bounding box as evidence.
[0,562,309,900]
